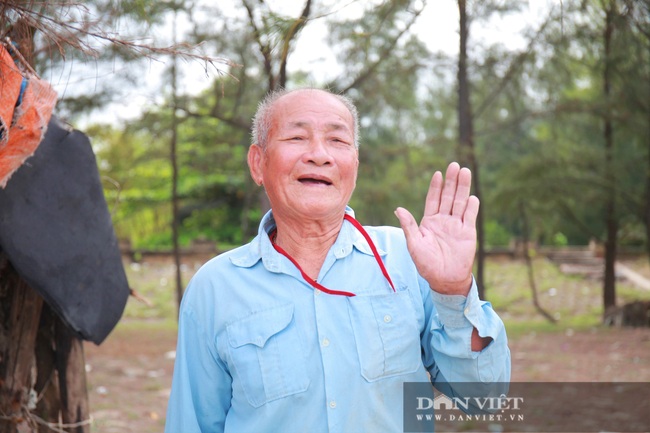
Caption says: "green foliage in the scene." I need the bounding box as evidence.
[76,0,650,261]
[474,0,650,249]
[551,232,569,247]
[484,220,512,247]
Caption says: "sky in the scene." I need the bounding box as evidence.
[51,0,559,128]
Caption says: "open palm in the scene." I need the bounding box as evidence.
[395,162,478,296]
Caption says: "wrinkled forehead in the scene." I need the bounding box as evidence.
[271,90,354,133]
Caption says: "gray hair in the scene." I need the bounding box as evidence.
[251,88,360,149]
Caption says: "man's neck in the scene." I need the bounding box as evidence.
[272,213,344,280]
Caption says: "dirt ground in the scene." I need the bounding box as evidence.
[83,319,650,432]
[84,322,174,433]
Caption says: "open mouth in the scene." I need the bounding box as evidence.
[298,176,332,186]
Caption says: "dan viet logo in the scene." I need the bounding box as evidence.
[406,382,650,432]
[403,382,527,432]
[415,393,525,423]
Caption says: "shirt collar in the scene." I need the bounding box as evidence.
[229,206,384,271]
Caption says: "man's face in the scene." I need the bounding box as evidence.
[248,90,359,222]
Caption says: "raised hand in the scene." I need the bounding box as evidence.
[394,162,478,296]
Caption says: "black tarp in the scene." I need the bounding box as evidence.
[0,117,129,344]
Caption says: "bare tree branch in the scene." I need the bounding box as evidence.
[519,203,558,324]
[473,13,553,120]
[242,0,275,90]
[1,1,236,76]
[278,0,312,87]
[181,106,251,132]
[333,1,426,94]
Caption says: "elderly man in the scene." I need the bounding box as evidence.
[164,88,510,432]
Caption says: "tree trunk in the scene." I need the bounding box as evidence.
[0,255,90,433]
[0,255,43,432]
[602,1,617,312]
[631,3,650,270]
[645,114,650,268]
[53,311,90,432]
[457,0,485,298]
[170,11,184,318]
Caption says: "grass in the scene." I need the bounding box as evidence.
[485,256,650,337]
[118,254,650,337]
[485,258,598,325]
[121,259,201,320]
[115,317,178,332]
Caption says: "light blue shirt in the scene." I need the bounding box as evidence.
[165,208,510,433]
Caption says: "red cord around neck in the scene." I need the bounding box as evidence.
[270,214,395,297]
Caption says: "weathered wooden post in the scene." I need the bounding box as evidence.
[1,257,92,433]
[0,257,44,432]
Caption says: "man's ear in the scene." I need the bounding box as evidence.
[247,144,264,186]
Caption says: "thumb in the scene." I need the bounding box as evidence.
[394,207,420,243]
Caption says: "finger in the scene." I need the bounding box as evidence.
[394,207,420,245]
[452,167,472,217]
[463,195,480,228]
[438,162,460,215]
[423,171,443,217]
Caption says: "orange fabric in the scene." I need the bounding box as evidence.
[0,43,58,188]
[0,45,23,148]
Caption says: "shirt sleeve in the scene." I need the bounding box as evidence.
[164,306,231,433]
[422,277,511,385]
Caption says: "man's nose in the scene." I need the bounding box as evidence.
[304,136,333,165]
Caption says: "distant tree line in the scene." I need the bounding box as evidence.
[22,0,650,308]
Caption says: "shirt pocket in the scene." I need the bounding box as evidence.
[347,290,422,382]
[227,303,310,408]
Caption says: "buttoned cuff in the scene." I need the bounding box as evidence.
[430,277,482,329]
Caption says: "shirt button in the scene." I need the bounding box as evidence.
[329,401,337,409]
[314,289,321,296]
[464,307,469,315]
[322,338,330,347]
[384,315,392,323]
